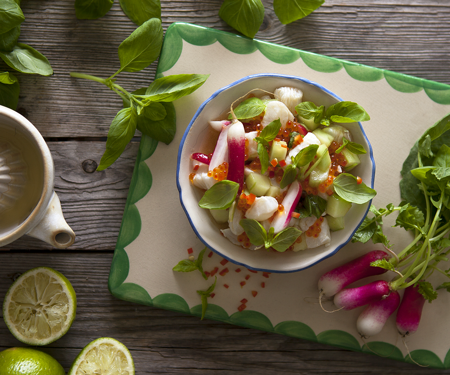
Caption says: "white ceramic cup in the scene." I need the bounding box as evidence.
[0,105,75,249]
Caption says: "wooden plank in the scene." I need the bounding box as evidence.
[1,252,446,374]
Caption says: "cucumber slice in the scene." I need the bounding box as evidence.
[246,172,271,196]
[326,193,352,218]
[298,116,319,131]
[326,215,345,231]
[309,149,331,188]
[341,148,361,171]
[266,185,281,198]
[269,140,288,162]
[313,129,334,147]
[210,208,229,223]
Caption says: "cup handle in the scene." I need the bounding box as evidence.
[27,192,76,249]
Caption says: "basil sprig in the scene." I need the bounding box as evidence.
[335,138,367,154]
[295,101,370,127]
[273,0,324,25]
[240,219,302,252]
[70,18,209,170]
[254,119,282,173]
[173,247,208,280]
[333,173,376,204]
[197,276,217,320]
[198,180,239,210]
[0,0,24,35]
[280,144,319,188]
[227,97,266,120]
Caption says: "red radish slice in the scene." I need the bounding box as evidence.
[396,284,426,337]
[333,280,390,311]
[191,153,210,165]
[209,124,230,171]
[227,120,246,194]
[270,180,302,233]
[318,250,390,299]
[357,290,400,338]
[297,123,308,136]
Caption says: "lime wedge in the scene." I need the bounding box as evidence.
[3,267,76,346]
[69,337,135,375]
[0,347,65,375]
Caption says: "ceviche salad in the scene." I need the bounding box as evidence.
[188,86,376,253]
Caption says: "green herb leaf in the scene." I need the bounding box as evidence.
[218,0,265,39]
[295,101,324,123]
[395,203,425,232]
[137,102,176,144]
[288,131,300,148]
[0,75,19,110]
[0,0,24,34]
[97,107,138,171]
[297,194,327,218]
[197,276,217,320]
[239,219,267,247]
[255,119,282,145]
[172,259,198,273]
[292,144,319,167]
[198,180,239,210]
[143,74,209,102]
[418,281,438,303]
[0,43,53,76]
[271,227,302,252]
[195,248,208,280]
[325,101,370,123]
[117,18,163,73]
[433,144,450,168]
[0,70,17,84]
[370,258,395,271]
[280,164,297,189]
[228,97,265,120]
[352,216,378,244]
[257,142,269,174]
[273,0,324,25]
[119,0,161,26]
[437,282,450,293]
[75,0,113,19]
[335,138,367,155]
[0,25,20,52]
[333,173,376,204]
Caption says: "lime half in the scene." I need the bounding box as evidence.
[3,267,77,345]
[0,347,65,375]
[69,337,135,375]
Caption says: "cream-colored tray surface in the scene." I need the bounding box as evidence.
[109,23,450,368]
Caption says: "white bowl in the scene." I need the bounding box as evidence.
[176,74,375,273]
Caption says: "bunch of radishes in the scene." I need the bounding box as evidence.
[318,250,425,339]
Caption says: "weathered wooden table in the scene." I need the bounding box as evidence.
[1,1,450,373]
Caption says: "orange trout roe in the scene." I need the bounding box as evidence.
[316,141,349,195]
[207,162,229,181]
[306,216,324,238]
[237,232,252,248]
[238,192,256,213]
[277,120,305,144]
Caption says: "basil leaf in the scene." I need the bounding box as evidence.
[325,101,370,123]
[295,101,324,122]
[333,173,376,204]
[257,142,269,174]
[280,164,297,189]
[120,0,161,26]
[335,138,367,154]
[228,97,265,120]
[0,0,24,34]
[273,0,324,25]
[137,102,175,144]
[195,248,208,280]
[288,131,300,148]
[198,180,239,210]
[0,25,20,52]
[141,101,167,121]
[75,0,113,19]
[0,77,19,110]
[172,259,198,273]
[143,73,209,102]
[97,107,138,171]
[256,119,282,145]
[297,194,327,218]
[239,219,266,247]
[0,70,17,84]
[292,144,319,167]
[271,227,302,252]
[118,18,163,73]
[0,43,53,76]
[219,0,264,39]
[197,276,217,320]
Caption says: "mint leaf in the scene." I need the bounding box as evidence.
[219,0,265,39]
[271,227,302,252]
[239,219,267,247]
[333,173,376,204]
[198,180,239,210]
[228,97,265,120]
[197,276,217,320]
[273,0,324,25]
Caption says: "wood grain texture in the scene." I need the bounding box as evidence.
[1,0,450,373]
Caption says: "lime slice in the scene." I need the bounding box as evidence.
[0,347,65,375]
[69,337,135,375]
[3,267,77,345]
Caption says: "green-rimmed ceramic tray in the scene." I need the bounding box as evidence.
[108,22,450,368]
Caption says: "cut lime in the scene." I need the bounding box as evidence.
[69,337,135,375]
[3,267,77,346]
[0,347,65,375]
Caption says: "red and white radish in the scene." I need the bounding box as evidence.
[209,120,231,132]
[270,180,302,233]
[357,290,400,338]
[227,120,246,194]
[318,250,390,299]
[334,280,390,311]
[191,152,210,165]
[396,284,426,337]
[209,124,230,171]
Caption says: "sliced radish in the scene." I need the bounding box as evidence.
[270,180,302,233]
[209,124,230,171]
[209,120,231,132]
[227,120,246,194]
[191,152,210,165]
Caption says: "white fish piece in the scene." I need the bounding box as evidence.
[274,87,303,114]
[305,217,331,248]
[209,120,231,132]
[261,100,294,128]
[298,216,317,231]
[228,201,245,236]
[245,196,279,221]
[192,172,217,190]
[285,132,321,165]
[245,131,258,160]
[221,228,258,250]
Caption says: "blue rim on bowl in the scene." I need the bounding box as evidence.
[177,73,375,273]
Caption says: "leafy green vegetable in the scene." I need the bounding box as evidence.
[70,19,208,169]
[0,71,19,109]
[219,0,265,39]
[295,101,324,123]
[333,173,376,204]
[239,218,302,252]
[273,0,324,25]
[0,0,24,34]
[173,247,208,280]
[0,70,17,84]
[198,180,239,210]
[0,25,20,51]
[74,0,113,19]
[0,43,53,76]
[335,138,367,155]
[280,144,318,188]
[296,194,327,219]
[325,101,370,124]
[228,97,265,120]
[197,276,217,320]
[254,119,282,174]
[119,0,161,25]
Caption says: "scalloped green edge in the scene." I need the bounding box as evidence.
[109,22,450,369]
